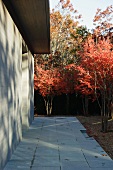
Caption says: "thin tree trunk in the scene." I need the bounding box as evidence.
[85,95,88,115]
[101,92,108,132]
[44,98,49,115]
[111,102,113,119]
[44,96,54,116]
[49,96,54,115]
[66,94,70,115]
[82,96,88,115]
[82,97,85,115]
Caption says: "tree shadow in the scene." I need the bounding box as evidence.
[0,1,23,169]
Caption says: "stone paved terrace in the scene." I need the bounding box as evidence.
[4,117,113,170]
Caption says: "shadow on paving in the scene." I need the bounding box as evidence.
[4,117,113,170]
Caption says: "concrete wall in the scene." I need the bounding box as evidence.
[22,51,34,130]
[0,1,34,169]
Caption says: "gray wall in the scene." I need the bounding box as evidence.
[0,1,34,169]
[22,51,34,130]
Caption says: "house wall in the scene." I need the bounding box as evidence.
[22,51,34,130]
[0,1,34,169]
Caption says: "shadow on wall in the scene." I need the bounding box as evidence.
[0,1,22,169]
[22,51,34,130]
[29,56,34,124]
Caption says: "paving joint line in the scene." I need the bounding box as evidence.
[82,150,91,168]
[30,145,38,170]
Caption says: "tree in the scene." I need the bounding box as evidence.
[92,5,113,43]
[79,37,113,132]
[34,60,83,115]
[34,66,64,115]
[34,0,83,115]
[49,0,83,66]
[34,2,113,123]
[70,26,91,63]
[70,26,91,115]
[61,64,78,114]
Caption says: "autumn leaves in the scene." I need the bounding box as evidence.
[34,0,113,130]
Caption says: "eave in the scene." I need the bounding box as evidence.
[2,0,50,54]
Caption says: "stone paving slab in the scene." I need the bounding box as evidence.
[33,156,60,167]
[31,167,60,170]
[88,160,113,168]
[61,160,90,170]
[4,117,113,170]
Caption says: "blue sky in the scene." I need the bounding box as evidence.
[49,0,113,29]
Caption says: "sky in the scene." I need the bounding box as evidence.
[49,0,113,30]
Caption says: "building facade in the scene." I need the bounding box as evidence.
[0,0,50,169]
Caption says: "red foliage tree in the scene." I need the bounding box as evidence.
[79,37,113,132]
[34,63,79,115]
[34,66,64,115]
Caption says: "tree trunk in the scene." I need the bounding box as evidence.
[111,102,113,119]
[85,95,89,115]
[44,96,54,116]
[82,97,85,115]
[82,96,88,115]
[109,102,113,119]
[66,94,70,115]
[101,93,108,132]
[44,98,49,115]
[101,115,108,132]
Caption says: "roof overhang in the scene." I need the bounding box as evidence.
[2,0,50,54]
